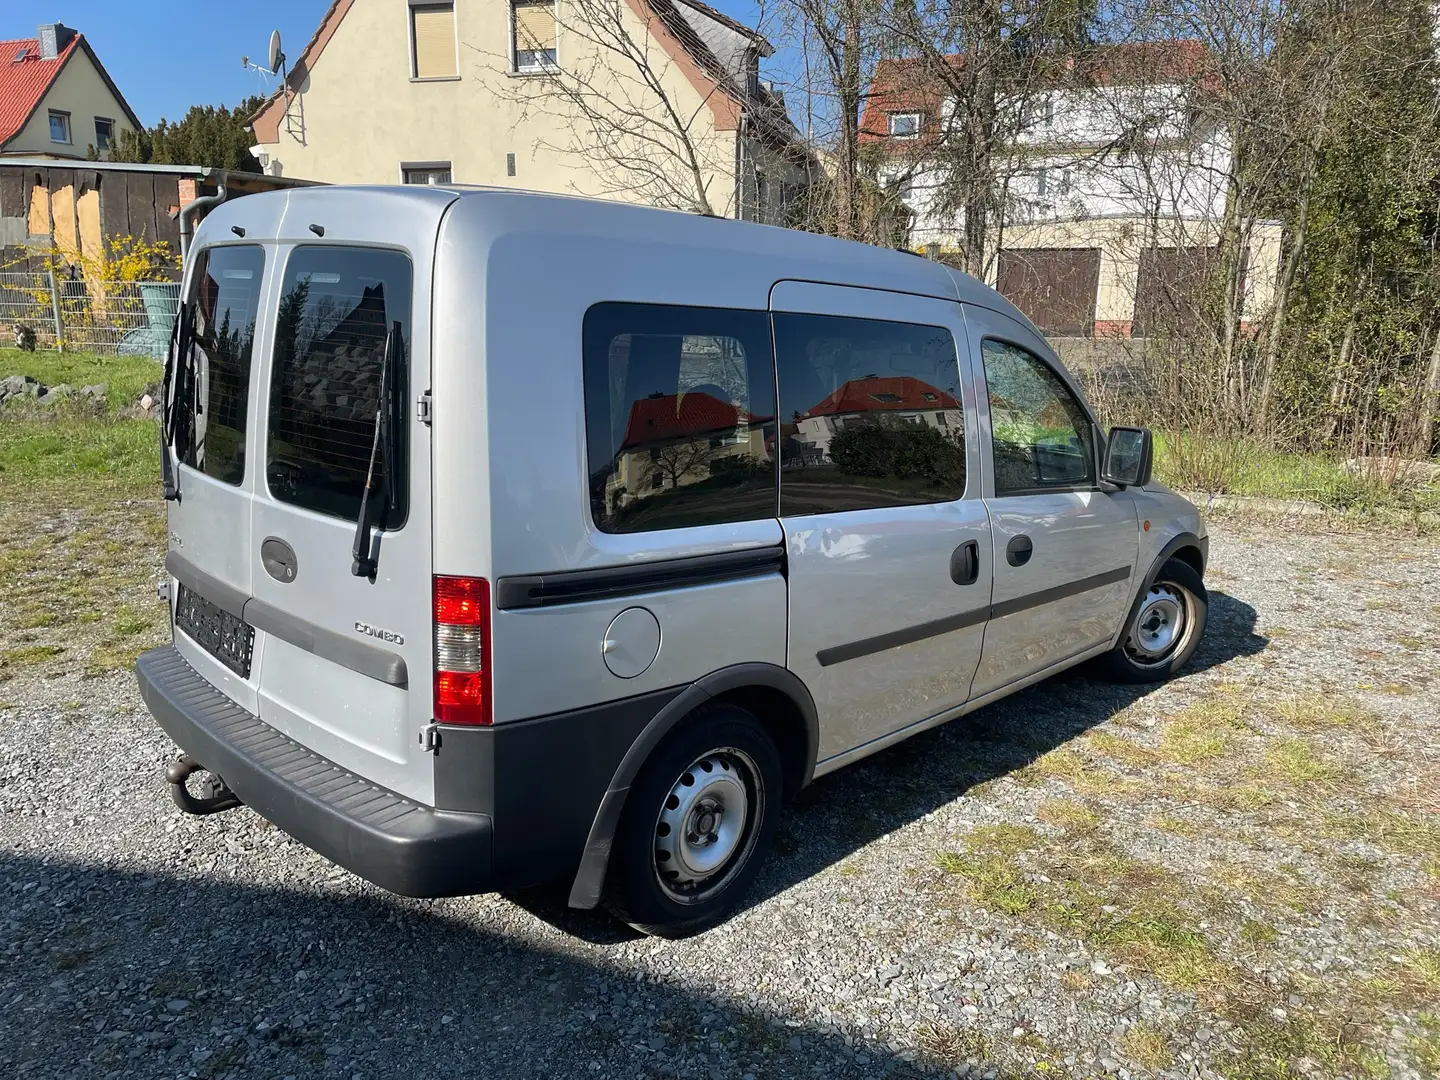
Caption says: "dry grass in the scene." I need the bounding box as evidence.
[1120,1023,1173,1071]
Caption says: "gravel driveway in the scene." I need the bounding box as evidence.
[2,521,1437,1080]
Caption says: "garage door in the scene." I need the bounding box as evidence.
[996,248,1100,337]
[1133,246,1220,337]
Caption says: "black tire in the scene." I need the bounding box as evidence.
[603,703,782,937]
[1102,556,1208,684]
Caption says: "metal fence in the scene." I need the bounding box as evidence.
[0,271,179,359]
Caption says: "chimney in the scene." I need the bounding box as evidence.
[37,24,77,61]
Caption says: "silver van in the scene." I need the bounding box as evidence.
[137,186,1208,935]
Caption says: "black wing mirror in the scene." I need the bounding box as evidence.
[1101,426,1153,488]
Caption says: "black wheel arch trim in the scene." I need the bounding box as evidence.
[1113,531,1208,648]
[565,662,818,910]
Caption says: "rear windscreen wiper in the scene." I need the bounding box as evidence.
[351,321,404,579]
[160,303,194,502]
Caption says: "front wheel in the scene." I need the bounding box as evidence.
[1102,556,1208,683]
[603,703,782,936]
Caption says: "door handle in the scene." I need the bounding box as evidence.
[950,539,979,586]
[1006,535,1034,567]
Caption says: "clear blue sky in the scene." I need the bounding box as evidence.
[15,0,773,128]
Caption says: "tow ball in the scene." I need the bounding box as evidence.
[166,755,244,816]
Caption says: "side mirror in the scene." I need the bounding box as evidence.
[1102,426,1153,488]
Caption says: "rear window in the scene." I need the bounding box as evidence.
[583,302,777,533]
[184,245,265,484]
[266,246,413,523]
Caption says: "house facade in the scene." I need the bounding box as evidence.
[0,24,140,161]
[251,0,812,222]
[860,42,1281,338]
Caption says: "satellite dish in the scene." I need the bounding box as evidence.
[267,30,284,75]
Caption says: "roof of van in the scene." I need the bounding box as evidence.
[202,184,1037,331]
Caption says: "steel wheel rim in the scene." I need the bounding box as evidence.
[1124,582,1190,667]
[653,747,761,905]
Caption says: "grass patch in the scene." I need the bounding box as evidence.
[1272,694,1379,733]
[0,348,161,411]
[1260,738,1340,786]
[1019,747,1139,797]
[0,417,159,496]
[1036,799,1100,833]
[1120,1023,1173,1071]
[1160,716,1233,763]
[1085,730,1156,767]
[914,1022,992,1066]
[0,643,62,671]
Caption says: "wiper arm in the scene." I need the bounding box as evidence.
[160,303,194,502]
[352,321,403,579]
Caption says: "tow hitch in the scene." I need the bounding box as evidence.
[166,755,244,816]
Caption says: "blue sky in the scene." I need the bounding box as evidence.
[16,0,773,128]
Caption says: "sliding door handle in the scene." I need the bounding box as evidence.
[950,539,980,586]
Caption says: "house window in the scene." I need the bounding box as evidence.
[513,0,558,72]
[888,112,921,139]
[402,163,452,184]
[1035,167,1048,198]
[94,117,114,150]
[48,111,71,144]
[410,1,458,79]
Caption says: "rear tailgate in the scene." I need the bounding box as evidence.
[245,194,447,805]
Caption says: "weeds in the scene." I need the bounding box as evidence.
[1120,1023,1173,1071]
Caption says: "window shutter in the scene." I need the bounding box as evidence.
[514,0,556,52]
[413,4,457,79]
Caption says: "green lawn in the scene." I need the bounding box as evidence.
[0,347,162,414]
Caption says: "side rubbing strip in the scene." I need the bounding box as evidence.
[816,606,989,667]
[243,598,408,688]
[815,565,1133,667]
[496,546,785,610]
[989,565,1132,620]
[165,550,248,620]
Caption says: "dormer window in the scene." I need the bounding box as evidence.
[888,112,921,139]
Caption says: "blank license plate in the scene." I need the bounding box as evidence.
[175,583,254,678]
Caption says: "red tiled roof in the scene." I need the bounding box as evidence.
[805,377,959,417]
[859,40,1212,144]
[0,34,82,148]
[621,392,758,448]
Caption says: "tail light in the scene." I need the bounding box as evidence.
[433,575,491,726]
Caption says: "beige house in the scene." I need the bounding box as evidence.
[251,0,813,221]
[0,24,140,161]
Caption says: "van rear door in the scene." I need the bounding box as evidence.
[248,242,436,804]
[167,243,269,715]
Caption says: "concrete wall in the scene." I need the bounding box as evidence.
[7,48,137,160]
[254,0,775,215]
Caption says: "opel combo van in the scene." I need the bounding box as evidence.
[137,186,1208,934]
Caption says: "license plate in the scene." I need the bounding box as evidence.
[175,583,254,678]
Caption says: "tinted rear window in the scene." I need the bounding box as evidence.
[266,247,413,523]
[583,302,777,533]
[184,245,265,484]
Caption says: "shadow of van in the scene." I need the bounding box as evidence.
[514,589,1264,938]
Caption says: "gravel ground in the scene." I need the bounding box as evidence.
[2,520,1438,1080]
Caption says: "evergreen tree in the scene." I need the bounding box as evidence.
[111,96,268,173]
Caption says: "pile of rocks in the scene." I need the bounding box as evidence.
[0,374,110,407]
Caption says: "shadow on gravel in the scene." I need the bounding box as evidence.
[744,588,1266,910]
[0,852,968,1080]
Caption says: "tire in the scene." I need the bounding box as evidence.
[603,703,782,936]
[1102,556,1208,684]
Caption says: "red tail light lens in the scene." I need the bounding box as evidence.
[433,576,491,726]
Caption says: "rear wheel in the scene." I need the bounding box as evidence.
[1102,557,1208,683]
[604,704,781,936]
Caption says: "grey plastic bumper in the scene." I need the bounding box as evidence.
[136,645,492,897]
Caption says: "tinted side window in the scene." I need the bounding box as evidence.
[982,339,1095,495]
[583,303,777,533]
[267,247,413,523]
[774,313,966,514]
[184,245,265,484]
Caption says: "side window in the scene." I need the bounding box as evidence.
[184,245,265,485]
[583,303,776,534]
[773,313,966,514]
[981,339,1095,495]
[267,246,413,523]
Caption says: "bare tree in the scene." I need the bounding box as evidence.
[484,0,749,214]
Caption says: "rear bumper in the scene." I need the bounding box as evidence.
[136,645,492,898]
